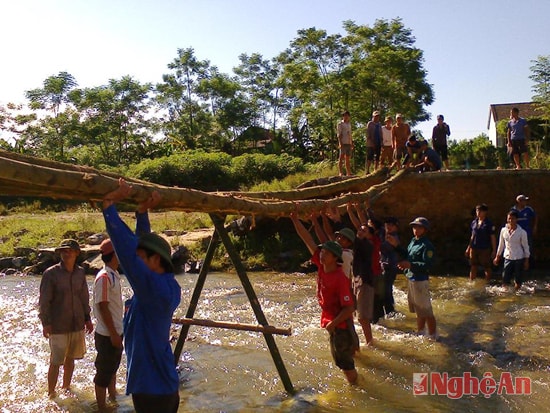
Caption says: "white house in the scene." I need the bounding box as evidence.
[487,102,537,147]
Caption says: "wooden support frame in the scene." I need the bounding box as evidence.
[173,213,295,394]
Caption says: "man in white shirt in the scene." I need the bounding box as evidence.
[493,211,530,289]
[337,111,353,176]
[93,239,124,411]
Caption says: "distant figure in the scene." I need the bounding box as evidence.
[391,114,411,170]
[39,239,94,397]
[380,116,394,167]
[395,217,437,339]
[507,107,530,169]
[416,140,442,172]
[102,180,181,413]
[493,210,530,289]
[465,204,496,281]
[93,239,123,411]
[511,194,537,266]
[365,111,382,174]
[431,114,451,170]
[337,111,353,176]
[289,211,358,384]
[402,134,422,167]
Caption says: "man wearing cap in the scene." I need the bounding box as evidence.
[290,211,358,384]
[365,110,382,174]
[395,217,437,339]
[93,238,123,411]
[465,204,496,281]
[39,238,94,397]
[391,114,411,169]
[431,115,451,170]
[511,194,537,266]
[102,179,181,413]
[337,110,353,176]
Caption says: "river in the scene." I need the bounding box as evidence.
[0,271,548,412]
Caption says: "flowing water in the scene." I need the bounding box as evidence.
[0,271,549,412]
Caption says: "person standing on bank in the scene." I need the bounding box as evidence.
[507,107,530,169]
[337,110,353,176]
[102,179,181,413]
[431,114,451,170]
[93,238,123,411]
[365,111,382,174]
[465,204,497,281]
[39,239,94,397]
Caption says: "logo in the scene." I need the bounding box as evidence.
[413,372,531,399]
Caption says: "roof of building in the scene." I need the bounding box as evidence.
[487,102,538,129]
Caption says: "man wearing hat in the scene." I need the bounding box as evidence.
[365,110,382,174]
[102,179,181,412]
[93,238,123,410]
[290,211,358,384]
[511,194,537,266]
[337,110,353,176]
[395,217,437,339]
[39,238,93,397]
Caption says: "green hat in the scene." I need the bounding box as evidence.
[335,227,356,243]
[137,233,174,272]
[55,238,80,252]
[319,240,343,260]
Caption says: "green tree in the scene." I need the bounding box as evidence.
[530,55,550,142]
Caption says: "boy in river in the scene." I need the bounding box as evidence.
[290,211,358,384]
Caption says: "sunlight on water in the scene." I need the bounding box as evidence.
[0,272,549,412]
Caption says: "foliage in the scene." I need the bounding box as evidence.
[530,55,550,140]
[230,153,306,188]
[448,134,499,169]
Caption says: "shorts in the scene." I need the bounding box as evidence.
[354,280,374,321]
[434,144,448,161]
[339,144,352,157]
[366,146,381,161]
[49,330,86,365]
[380,146,393,164]
[510,139,528,155]
[393,146,408,161]
[132,392,180,413]
[407,280,434,318]
[470,248,492,268]
[502,258,525,287]
[329,327,355,371]
[94,333,123,388]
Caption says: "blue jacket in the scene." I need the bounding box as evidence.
[103,205,181,395]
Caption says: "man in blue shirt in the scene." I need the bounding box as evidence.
[102,179,181,413]
[511,194,537,268]
[507,107,530,169]
[465,204,496,281]
[416,140,442,172]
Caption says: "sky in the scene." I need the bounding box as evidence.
[1,0,549,141]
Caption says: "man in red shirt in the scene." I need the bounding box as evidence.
[290,211,358,384]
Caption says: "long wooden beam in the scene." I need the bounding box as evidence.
[172,317,292,336]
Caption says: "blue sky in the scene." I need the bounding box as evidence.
[1,0,549,141]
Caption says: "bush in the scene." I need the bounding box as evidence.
[230,153,306,188]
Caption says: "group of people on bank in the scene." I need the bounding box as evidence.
[337,110,451,176]
[289,192,536,385]
[337,106,532,176]
[39,179,180,412]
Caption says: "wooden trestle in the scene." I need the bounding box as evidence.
[172,213,295,394]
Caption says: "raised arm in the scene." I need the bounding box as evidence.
[290,211,318,256]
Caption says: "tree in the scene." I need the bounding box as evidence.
[530,55,550,141]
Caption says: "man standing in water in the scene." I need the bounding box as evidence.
[93,238,123,411]
[395,217,437,339]
[102,179,181,413]
[39,239,94,397]
[290,211,358,384]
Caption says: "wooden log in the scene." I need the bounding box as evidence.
[172,317,292,336]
